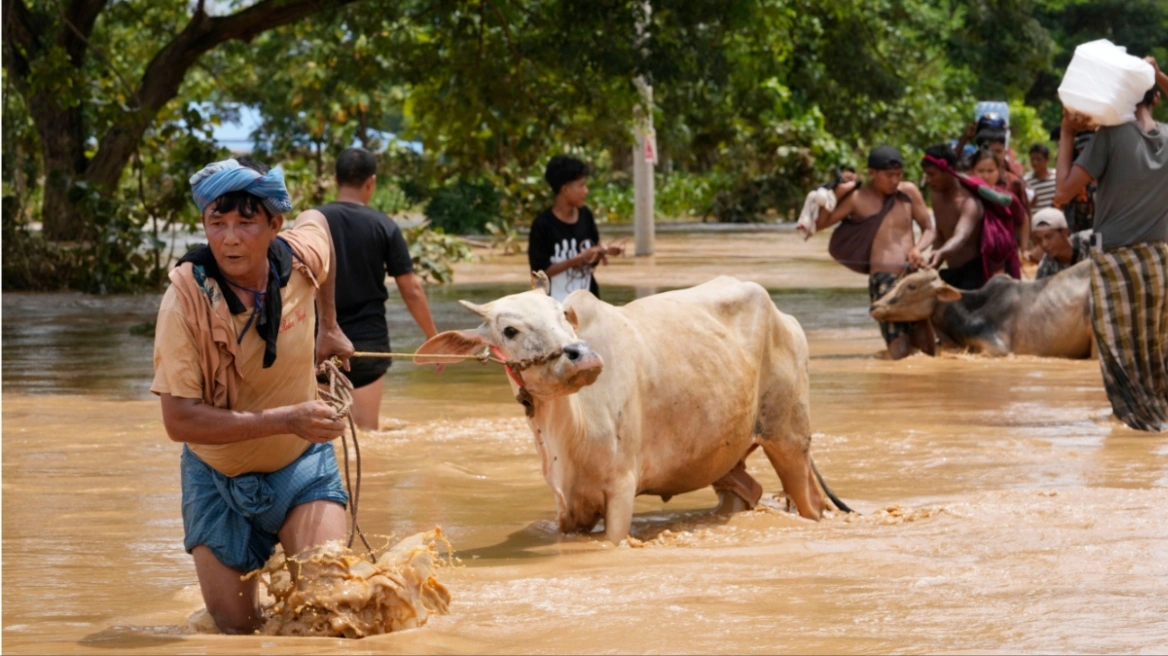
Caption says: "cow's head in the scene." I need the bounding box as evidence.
[416,272,604,398]
[869,268,962,322]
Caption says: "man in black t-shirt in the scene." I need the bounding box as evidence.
[528,155,622,302]
[316,148,438,430]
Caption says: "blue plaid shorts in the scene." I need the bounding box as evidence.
[181,443,349,572]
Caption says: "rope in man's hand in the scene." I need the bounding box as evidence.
[316,357,374,559]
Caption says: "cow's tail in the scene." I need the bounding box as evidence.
[810,456,853,514]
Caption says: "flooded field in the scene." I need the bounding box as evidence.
[4,230,1167,654]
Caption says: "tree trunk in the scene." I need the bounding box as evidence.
[37,104,90,241]
[357,107,369,149]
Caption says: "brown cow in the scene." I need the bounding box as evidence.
[869,261,1093,358]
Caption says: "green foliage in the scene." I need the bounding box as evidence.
[9,0,1143,292]
[403,224,474,284]
[1007,99,1052,158]
[423,179,502,235]
[369,178,413,216]
[485,220,523,255]
[589,175,635,224]
[1030,0,1168,124]
[655,172,717,221]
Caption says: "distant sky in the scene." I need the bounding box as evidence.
[208,105,422,154]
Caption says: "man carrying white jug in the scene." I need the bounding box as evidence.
[1055,56,1168,432]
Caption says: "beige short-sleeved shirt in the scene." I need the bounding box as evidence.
[152,222,329,477]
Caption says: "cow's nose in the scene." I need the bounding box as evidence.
[563,344,583,361]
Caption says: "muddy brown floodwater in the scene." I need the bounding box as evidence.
[4,229,1167,654]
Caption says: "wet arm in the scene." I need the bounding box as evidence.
[1054,112,1095,207]
[295,210,353,365]
[159,394,343,445]
[931,197,979,266]
[832,179,859,202]
[393,272,438,339]
[160,394,294,444]
[1016,197,1031,252]
[1149,56,1168,95]
[955,121,976,160]
[906,184,937,253]
[816,193,856,232]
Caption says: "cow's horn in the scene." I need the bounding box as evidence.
[458,299,491,318]
[531,271,551,296]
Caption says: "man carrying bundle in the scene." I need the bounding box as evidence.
[799,146,936,359]
[1055,57,1168,432]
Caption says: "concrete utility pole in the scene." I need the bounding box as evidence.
[633,1,655,256]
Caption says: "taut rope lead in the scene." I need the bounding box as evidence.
[316,358,374,559]
[349,349,565,374]
[314,346,566,554]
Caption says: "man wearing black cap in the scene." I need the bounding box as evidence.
[809,145,937,359]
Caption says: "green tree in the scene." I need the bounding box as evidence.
[1030,0,1168,124]
[3,0,360,242]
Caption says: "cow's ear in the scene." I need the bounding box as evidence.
[531,270,551,296]
[415,329,489,364]
[564,306,579,328]
[458,299,491,319]
[937,284,963,302]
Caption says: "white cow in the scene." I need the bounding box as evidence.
[418,275,848,542]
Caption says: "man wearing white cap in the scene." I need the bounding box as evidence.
[1032,207,1092,279]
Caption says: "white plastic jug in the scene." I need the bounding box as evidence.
[1058,39,1155,126]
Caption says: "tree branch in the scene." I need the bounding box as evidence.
[58,11,140,109]
[483,0,521,65]
[60,0,109,65]
[84,0,361,188]
[3,0,38,84]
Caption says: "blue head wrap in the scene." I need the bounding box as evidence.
[189,158,294,216]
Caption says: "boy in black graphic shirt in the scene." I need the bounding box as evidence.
[528,156,622,301]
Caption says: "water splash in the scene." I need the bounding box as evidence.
[247,529,454,638]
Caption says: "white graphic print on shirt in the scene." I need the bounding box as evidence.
[548,237,593,301]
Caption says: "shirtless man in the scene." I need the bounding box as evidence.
[921,144,987,289]
[809,145,936,359]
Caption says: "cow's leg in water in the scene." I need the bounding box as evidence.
[758,401,827,519]
[911,320,937,356]
[603,474,638,543]
[761,438,828,519]
[712,445,764,513]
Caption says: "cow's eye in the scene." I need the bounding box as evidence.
[908,284,918,291]
[503,326,519,339]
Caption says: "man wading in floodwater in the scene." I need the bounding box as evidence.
[1054,56,1168,432]
[799,146,936,360]
[152,157,354,633]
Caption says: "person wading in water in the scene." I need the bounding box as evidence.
[801,145,936,360]
[1054,56,1168,432]
[921,144,990,289]
[152,157,354,633]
